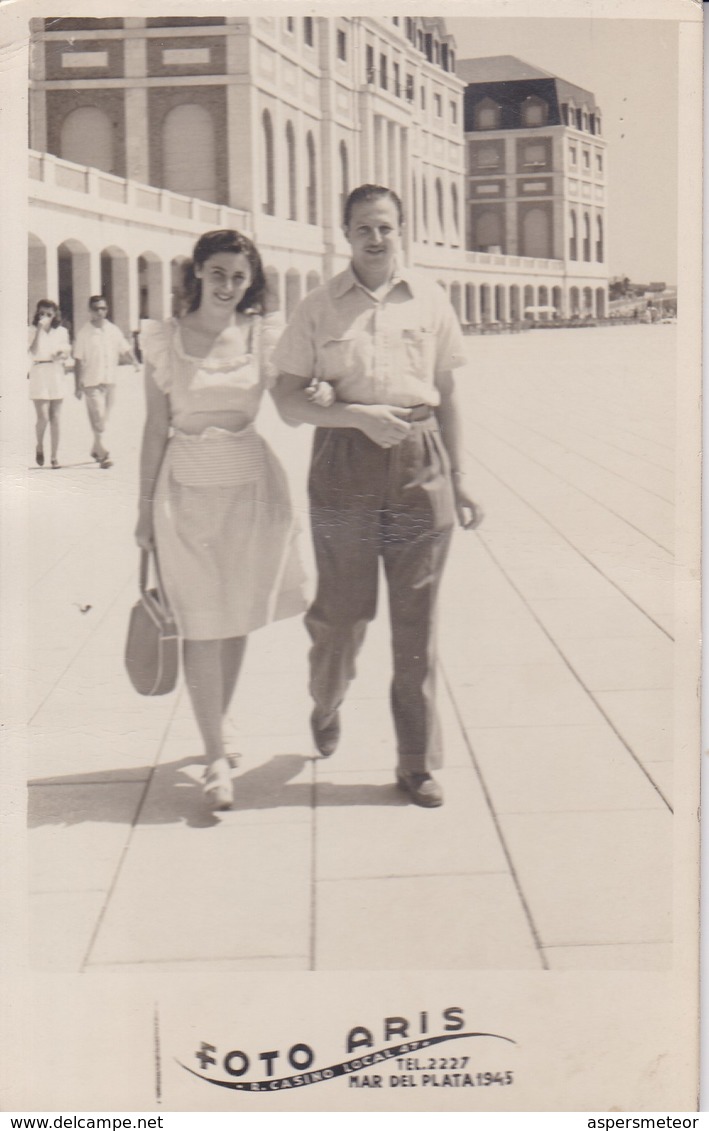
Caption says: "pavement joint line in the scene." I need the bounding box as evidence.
[469,397,674,505]
[470,392,675,476]
[28,568,137,726]
[476,537,673,816]
[468,418,672,556]
[542,939,671,950]
[316,870,511,883]
[78,689,182,974]
[29,502,126,589]
[85,954,311,966]
[308,753,318,971]
[467,452,674,642]
[439,660,549,971]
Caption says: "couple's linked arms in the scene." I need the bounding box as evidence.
[272,371,483,530]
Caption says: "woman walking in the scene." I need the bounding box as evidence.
[135,230,305,811]
[28,300,71,468]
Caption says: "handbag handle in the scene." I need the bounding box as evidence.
[139,548,171,612]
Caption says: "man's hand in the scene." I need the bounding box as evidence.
[452,475,484,530]
[135,506,155,551]
[351,404,412,449]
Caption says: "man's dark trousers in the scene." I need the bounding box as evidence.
[305,417,456,774]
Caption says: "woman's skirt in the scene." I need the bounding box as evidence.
[153,426,307,640]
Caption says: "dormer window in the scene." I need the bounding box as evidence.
[521,95,548,127]
[475,97,501,131]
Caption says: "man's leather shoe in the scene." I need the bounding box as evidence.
[396,770,444,808]
[310,708,340,757]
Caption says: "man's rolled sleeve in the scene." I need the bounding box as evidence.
[434,290,468,375]
[272,298,318,379]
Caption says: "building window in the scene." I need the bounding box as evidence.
[475,209,502,252]
[595,115,602,136]
[424,33,433,61]
[569,144,577,166]
[392,16,399,26]
[405,17,414,42]
[475,98,501,130]
[306,132,317,224]
[582,212,591,261]
[583,149,590,170]
[569,210,577,260]
[303,17,314,47]
[393,61,400,97]
[575,108,583,130]
[596,215,604,262]
[379,53,387,89]
[435,178,444,244]
[561,103,569,125]
[522,143,547,168]
[339,140,349,223]
[337,29,347,61]
[451,183,460,243]
[582,112,589,130]
[405,73,414,102]
[411,173,418,241]
[262,109,275,215]
[285,16,294,34]
[476,145,500,170]
[596,152,603,174]
[420,85,426,110]
[434,40,440,63]
[60,106,114,175]
[449,49,455,71]
[422,177,429,242]
[441,43,449,71]
[451,100,458,124]
[286,121,297,220]
[365,45,374,83]
[417,29,424,53]
[522,207,550,258]
[521,95,548,127]
[434,93,442,117]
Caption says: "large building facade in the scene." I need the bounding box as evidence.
[29,15,468,333]
[28,20,609,335]
[459,55,608,321]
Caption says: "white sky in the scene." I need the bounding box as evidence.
[446,17,679,284]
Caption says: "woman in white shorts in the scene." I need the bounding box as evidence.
[28,300,71,468]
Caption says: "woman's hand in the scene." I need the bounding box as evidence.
[135,506,155,551]
[351,404,412,449]
[452,474,484,530]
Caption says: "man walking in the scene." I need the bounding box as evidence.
[272,184,482,807]
[73,295,138,468]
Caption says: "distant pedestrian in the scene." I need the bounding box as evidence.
[28,299,71,469]
[273,183,483,809]
[73,296,139,468]
[135,229,306,811]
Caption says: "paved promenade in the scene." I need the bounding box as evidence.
[27,324,675,974]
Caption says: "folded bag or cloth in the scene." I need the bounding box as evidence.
[125,549,179,695]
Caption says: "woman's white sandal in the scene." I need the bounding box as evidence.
[204,757,234,811]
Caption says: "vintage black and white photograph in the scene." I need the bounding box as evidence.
[1,0,701,1115]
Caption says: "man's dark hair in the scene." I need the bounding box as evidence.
[343,184,404,228]
[88,295,108,309]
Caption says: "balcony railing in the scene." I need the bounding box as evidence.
[466,250,564,272]
[29,150,251,232]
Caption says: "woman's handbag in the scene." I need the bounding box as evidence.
[125,550,179,695]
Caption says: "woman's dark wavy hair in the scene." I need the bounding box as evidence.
[180,229,267,315]
[32,300,62,329]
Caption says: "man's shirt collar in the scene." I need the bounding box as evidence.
[332,262,417,300]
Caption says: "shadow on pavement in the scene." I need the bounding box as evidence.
[28,753,407,829]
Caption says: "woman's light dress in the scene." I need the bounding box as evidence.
[142,315,307,641]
